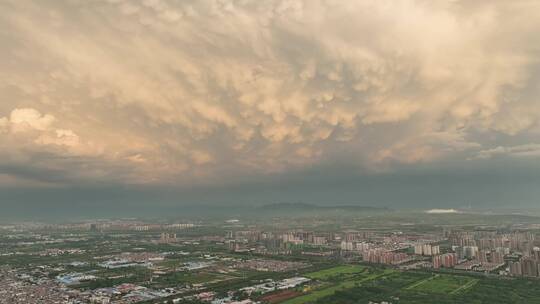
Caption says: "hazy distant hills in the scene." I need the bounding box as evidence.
[257,202,390,215]
[167,202,391,219]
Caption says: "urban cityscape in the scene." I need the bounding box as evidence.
[3,207,540,303]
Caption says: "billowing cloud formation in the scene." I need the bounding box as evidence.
[1,0,540,188]
[9,108,56,131]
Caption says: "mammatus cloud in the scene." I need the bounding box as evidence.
[0,0,539,188]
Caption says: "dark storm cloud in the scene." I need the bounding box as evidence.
[0,0,539,215]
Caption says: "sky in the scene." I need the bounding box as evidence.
[1,0,540,217]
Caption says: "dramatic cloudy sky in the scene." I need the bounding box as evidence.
[1,0,540,216]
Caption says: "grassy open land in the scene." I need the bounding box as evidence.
[307,270,540,304]
[449,277,479,295]
[282,268,395,304]
[148,271,234,288]
[403,274,439,290]
[304,265,365,280]
[406,274,477,294]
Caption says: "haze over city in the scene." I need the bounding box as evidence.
[1,0,540,218]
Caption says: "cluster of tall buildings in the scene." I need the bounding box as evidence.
[86,221,197,232]
[158,232,177,244]
[226,230,333,246]
[509,258,540,277]
[340,241,370,251]
[449,231,535,254]
[224,230,336,253]
[363,249,410,265]
[432,253,458,268]
[442,230,540,273]
[280,232,331,246]
[225,229,387,250]
[509,250,540,277]
[453,245,479,259]
[448,245,506,263]
[414,244,440,256]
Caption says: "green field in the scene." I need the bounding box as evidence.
[304,270,540,304]
[406,274,478,294]
[301,271,474,304]
[282,268,395,304]
[305,265,365,280]
[149,271,228,288]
